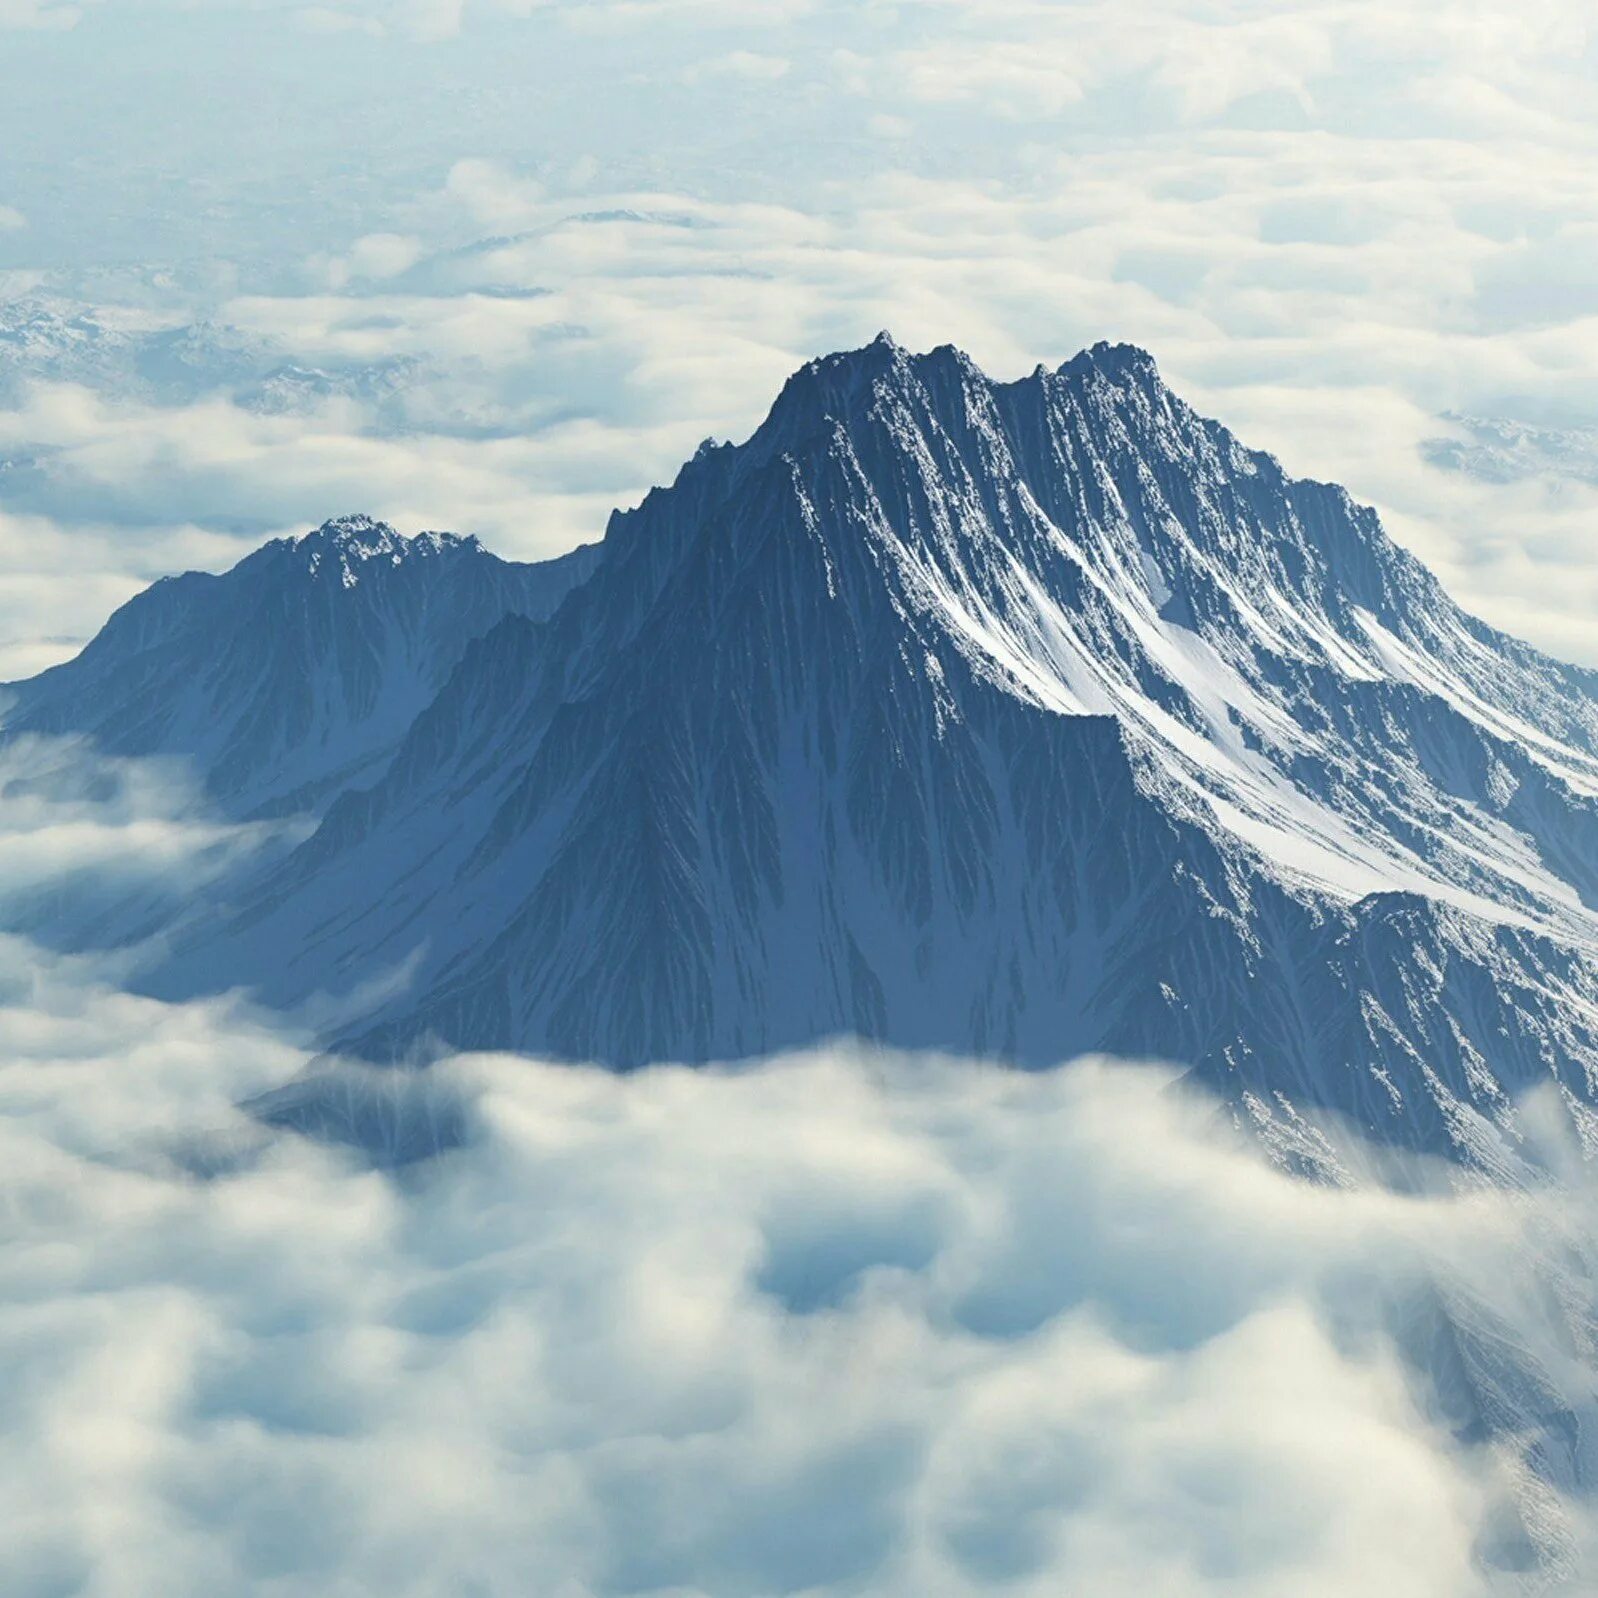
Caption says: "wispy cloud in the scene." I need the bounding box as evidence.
[0,735,303,960]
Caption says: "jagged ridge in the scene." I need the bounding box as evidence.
[131,335,1598,1168]
[2,514,601,818]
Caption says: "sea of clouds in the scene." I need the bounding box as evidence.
[6,963,1598,1596]
[2,740,1598,1594]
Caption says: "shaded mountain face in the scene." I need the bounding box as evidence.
[1,515,600,819]
[105,339,1598,1161]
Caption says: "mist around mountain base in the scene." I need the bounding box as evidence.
[9,936,1598,1597]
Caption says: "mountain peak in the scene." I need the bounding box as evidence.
[283,516,482,585]
[5,512,598,817]
[305,511,395,539]
[757,335,1181,463]
[1058,339,1164,386]
[819,330,913,380]
[751,332,989,462]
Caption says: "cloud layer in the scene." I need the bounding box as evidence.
[5,933,1598,1596]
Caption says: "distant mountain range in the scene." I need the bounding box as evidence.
[8,335,1598,1171]
[0,298,418,416]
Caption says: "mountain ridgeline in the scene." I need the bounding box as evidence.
[12,336,1598,1166]
[2,514,599,818]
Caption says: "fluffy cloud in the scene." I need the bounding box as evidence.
[312,233,426,291]
[3,957,1598,1595]
[10,156,1598,664]
[0,506,246,679]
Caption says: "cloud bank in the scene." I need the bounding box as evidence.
[4,934,1598,1595]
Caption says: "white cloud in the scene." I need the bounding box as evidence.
[440,157,545,230]
[896,38,1086,119]
[0,0,80,26]
[0,737,265,889]
[2,973,1596,1594]
[0,736,303,959]
[0,507,251,680]
[310,232,425,290]
[9,147,1598,664]
[0,712,1588,1594]
[7,0,1598,673]
[682,48,792,83]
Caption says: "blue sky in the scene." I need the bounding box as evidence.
[2,0,1598,676]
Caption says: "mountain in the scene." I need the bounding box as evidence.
[0,515,600,819]
[1423,409,1598,488]
[133,338,1598,1164]
[0,297,417,416]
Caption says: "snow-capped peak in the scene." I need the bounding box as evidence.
[3,510,598,817]
[286,516,482,586]
[1061,338,1164,381]
[35,335,1596,1178]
